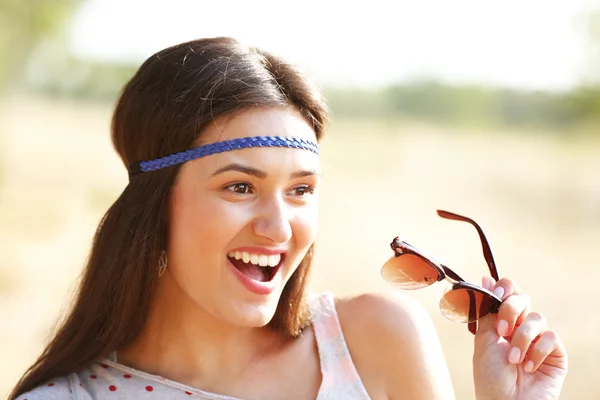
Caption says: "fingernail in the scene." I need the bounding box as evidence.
[497,320,509,337]
[509,347,521,364]
[493,286,504,299]
[524,360,534,373]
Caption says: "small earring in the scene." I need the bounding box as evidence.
[158,251,168,277]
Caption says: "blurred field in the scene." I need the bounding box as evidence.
[0,95,598,399]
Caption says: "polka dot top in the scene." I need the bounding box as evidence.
[15,292,371,399]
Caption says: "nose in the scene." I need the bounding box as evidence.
[251,196,293,244]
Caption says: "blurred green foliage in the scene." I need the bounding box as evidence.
[326,82,600,132]
[26,58,600,133]
[0,0,80,92]
[27,53,138,100]
[0,1,598,135]
[0,0,80,194]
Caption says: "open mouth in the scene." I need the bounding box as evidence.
[227,251,285,283]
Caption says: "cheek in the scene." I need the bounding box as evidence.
[293,203,319,249]
[170,195,245,255]
[168,183,241,262]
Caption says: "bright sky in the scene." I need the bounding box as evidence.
[69,0,600,90]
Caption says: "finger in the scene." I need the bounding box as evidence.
[523,330,567,373]
[491,277,522,300]
[507,311,547,364]
[482,276,495,291]
[496,293,531,337]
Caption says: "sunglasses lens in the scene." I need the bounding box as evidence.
[440,288,498,323]
[381,253,440,289]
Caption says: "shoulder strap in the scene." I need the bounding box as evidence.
[310,292,370,398]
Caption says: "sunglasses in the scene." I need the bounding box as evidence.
[381,210,502,334]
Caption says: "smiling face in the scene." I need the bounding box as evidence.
[159,107,321,328]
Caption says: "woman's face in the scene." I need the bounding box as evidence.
[162,107,321,328]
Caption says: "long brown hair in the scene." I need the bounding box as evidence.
[10,37,328,399]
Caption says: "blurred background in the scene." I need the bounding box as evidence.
[1,0,599,399]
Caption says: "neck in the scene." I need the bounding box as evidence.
[117,274,285,388]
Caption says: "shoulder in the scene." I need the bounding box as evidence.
[334,292,456,400]
[334,292,441,362]
[14,375,90,400]
[335,291,435,336]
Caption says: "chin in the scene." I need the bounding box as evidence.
[228,298,280,328]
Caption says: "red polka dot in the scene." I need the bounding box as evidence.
[109,385,117,392]
[123,374,132,379]
[145,386,153,392]
[89,375,97,379]
[48,383,54,387]
[185,391,192,395]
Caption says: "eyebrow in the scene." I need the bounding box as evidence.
[211,163,319,179]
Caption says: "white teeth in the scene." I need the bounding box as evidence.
[228,251,281,267]
[267,255,278,267]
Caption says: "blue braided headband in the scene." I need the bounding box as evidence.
[128,136,319,178]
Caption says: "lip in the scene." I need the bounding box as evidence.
[228,247,287,256]
[227,257,283,296]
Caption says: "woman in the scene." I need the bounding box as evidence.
[10,37,567,399]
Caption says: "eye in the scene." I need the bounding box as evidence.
[225,182,253,194]
[288,185,315,197]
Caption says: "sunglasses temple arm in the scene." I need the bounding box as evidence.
[437,210,500,281]
[472,225,500,281]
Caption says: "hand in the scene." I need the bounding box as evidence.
[472,277,568,400]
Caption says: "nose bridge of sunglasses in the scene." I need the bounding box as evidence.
[441,264,466,282]
[442,274,458,285]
